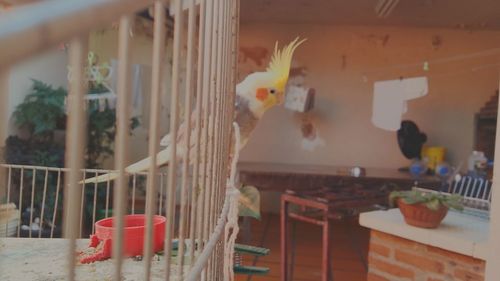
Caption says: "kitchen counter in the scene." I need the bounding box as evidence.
[238,162,440,192]
[359,209,488,259]
[359,209,488,280]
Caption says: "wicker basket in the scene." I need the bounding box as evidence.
[397,199,448,229]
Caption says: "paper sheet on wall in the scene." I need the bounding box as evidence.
[371,77,428,131]
[284,85,315,112]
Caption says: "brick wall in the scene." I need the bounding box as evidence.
[367,230,485,281]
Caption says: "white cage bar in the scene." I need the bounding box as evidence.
[0,0,239,280]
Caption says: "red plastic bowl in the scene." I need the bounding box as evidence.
[94,214,166,257]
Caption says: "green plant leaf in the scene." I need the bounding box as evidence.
[402,196,419,205]
[238,185,261,219]
[389,191,403,207]
[390,189,464,211]
[442,194,464,211]
[425,198,441,211]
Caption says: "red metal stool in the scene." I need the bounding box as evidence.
[281,192,332,281]
[281,184,395,281]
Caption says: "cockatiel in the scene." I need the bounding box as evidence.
[81,37,305,184]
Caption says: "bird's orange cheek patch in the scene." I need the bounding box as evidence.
[256,88,268,101]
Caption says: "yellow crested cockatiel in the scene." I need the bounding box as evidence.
[81,37,305,184]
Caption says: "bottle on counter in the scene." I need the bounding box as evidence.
[467,151,488,178]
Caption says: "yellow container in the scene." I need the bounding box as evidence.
[421,146,446,171]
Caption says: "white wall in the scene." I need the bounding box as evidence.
[3,27,173,170]
[89,28,174,167]
[238,24,500,170]
[0,48,67,200]
[7,48,68,135]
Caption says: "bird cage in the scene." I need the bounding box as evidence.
[0,0,240,280]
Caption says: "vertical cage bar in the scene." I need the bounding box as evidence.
[207,0,221,277]
[190,0,207,266]
[215,5,226,262]
[234,0,240,93]
[217,241,223,279]
[112,14,133,281]
[229,0,240,164]
[220,0,228,220]
[178,0,197,276]
[220,0,229,200]
[224,0,234,184]
[200,0,214,279]
[214,5,223,238]
[208,0,220,243]
[221,0,230,215]
[221,14,230,242]
[62,35,88,281]
[203,0,217,277]
[228,0,234,164]
[164,0,184,278]
[213,0,223,232]
[142,1,167,279]
[214,245,219,280]
[198,0,214,260]
[205,0,217,239]
[209,251,215,279]
[216,2,226,236]
[231,0,238,162]
[217,0,228,275]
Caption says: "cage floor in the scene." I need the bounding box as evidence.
[0,238,187,280]
[0,214,369,281]
[236,213,369,281]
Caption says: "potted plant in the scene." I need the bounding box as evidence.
[5,80,67,237]
[389,189,463,228]
[5,79,140,236]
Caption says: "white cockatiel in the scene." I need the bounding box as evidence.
[81,37,305,184]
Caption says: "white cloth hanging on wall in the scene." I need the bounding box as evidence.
[372,90,406,131]
[131,63,144,116]
[110,59,144,115]
[371,76,428,131]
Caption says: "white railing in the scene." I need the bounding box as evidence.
[0,0,239,280]
[1,164,168,239]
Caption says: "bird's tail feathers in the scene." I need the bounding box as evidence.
[79,148,173,184]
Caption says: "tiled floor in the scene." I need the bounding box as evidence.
[235,214,370,281]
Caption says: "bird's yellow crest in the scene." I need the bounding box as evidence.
[266,37,307,93]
